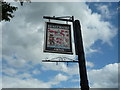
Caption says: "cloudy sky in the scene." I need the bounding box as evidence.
[1,0,119,89]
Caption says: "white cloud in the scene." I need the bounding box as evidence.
[96,4,111,19]
[2,2,118,88]
[86,61,94,68]
[95,3,117,20]
[2,55,33,70]
[41,62,78,75]
[42,60,94,75]
[2,72,68,88]
[88,63,119,88]
[2,2,117,65]
[32,69,41,75]
[2,76,51,88]
[0,76,1,88]
[2,63,119,88]
[0,22,2,57]
[54,73,68,81]
[69,63,119,88]
[82,12,117,49]
[48,73,68,86]
[2,68,18,76]
[16,73,32,79]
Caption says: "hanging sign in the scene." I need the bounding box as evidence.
[44,22,73,54]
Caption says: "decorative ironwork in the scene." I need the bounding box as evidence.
[42,57,78,66]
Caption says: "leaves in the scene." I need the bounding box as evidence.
[0,0,31,22]
[1,1,18,22]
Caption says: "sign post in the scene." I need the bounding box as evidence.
[73,20,89,90]
[43,16,89,90]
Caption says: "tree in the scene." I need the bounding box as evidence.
[0,0,31,22]
[0,1,18,22]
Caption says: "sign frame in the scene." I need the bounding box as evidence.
[43,22,73,54]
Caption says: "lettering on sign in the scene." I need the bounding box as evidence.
[44,22,73,54]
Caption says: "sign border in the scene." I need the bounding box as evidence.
[43,22,73,54]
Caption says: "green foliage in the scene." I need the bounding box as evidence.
[0,1,18,22]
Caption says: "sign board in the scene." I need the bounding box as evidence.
[44,22,73,54]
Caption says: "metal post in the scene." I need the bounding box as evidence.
[73,20,89,90]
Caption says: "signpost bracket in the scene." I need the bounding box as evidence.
[43,16,74,22]
[42,57,78,66]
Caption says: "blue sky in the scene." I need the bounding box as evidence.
[1,1,119,89]
[86,2,118,69]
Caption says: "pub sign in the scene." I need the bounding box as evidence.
[44,22,73,54]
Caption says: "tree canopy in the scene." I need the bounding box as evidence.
[0,0,31,22]
[0,1,18,22]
